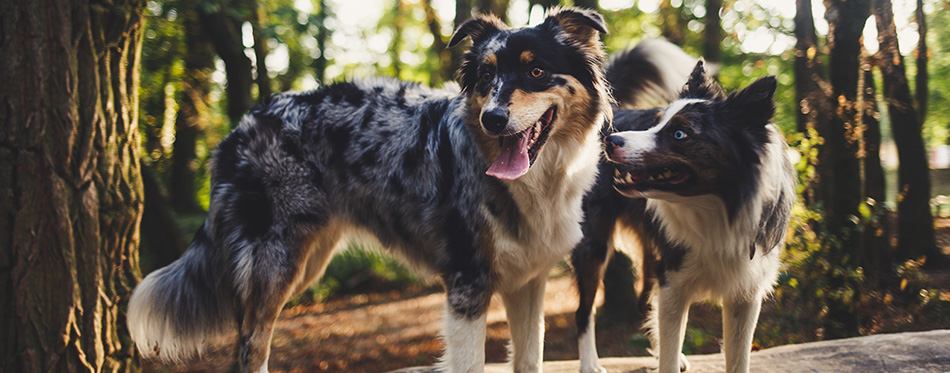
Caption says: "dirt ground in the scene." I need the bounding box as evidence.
[143,220,950,373]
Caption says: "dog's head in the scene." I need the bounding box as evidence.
[449,7,610,180]
[605,60,777,204]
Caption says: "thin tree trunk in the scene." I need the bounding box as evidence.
[422,0,451,85]
[794,0,830,209]
[451,0,473,77]
[391,0,406,79]
[862,56,887,208]
[860,50,892,276]
[915,0,927,124]
[141,164,187,272]
[704,0,723,63]
[314,0,330,85]
[252,5,273,100]
[873,0,942,265]
[817,0,871,340]
[659,0,685,45]
[819,0,869,241]
[0,0,146,371]
[172,0,215,214]
[200,6,254,127]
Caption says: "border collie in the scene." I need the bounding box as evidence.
[572,61,795,373]
[128,7,616,373]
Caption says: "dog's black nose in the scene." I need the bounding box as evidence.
[481,108,509,134]
[605,135,625,156]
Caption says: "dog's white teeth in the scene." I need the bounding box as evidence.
[614,169,621,178]
[624,173,634,184]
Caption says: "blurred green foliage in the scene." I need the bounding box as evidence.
[287,246,425,306]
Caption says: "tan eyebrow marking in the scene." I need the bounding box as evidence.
[520,50,534,64]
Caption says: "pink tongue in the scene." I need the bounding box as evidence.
[486,132,531,180]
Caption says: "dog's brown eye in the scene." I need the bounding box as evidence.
[530,67,545,78]
[481,71,492,82]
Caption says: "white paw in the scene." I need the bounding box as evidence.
[679,353,690,372]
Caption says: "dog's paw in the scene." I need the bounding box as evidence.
[679,353,690,372]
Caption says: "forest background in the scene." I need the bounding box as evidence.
[1,0,949,371]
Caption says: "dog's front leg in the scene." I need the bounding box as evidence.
[501,275,547,373]
[722,297,762,373]
[440,269,492,373]
[656,288,691,373]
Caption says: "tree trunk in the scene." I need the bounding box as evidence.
[873,0,941,264]
[171,0,215,214]
[451,0,473,77]
[704,0,723,63]
[815,0,871,340]
[314,0,330,85]
[819,0,869,245]
[252,5,273,100]
[200,4,254,127]
[0,0,146,371]
[659,0,685,45]
[860,51,892,276]
[140,164,187,273]
[422,0,452,85]
[862,58,886,206]
[915,0,927,124]
[794,0,830,208]
[391,0,406,79]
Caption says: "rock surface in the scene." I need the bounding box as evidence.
[390,329,950,372]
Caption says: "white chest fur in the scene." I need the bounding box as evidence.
[487,124,603,292]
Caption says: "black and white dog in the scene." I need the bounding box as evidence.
[128,7,620,373]
[572,61,795,373]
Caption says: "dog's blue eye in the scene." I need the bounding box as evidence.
[673,130,687,140]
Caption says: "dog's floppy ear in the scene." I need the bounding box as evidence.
[542,7,608,47]
[681,59,725,100]
[723,76,777,128]
[449,14,507,48]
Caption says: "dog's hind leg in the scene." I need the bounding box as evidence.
[655,287,691,373]
[571,238,609,373]
[234,226,339,373]
[721,297,762,373]
[501,275,547,373]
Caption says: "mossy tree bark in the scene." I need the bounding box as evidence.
[0,0,146,371]
[873,0,942,265]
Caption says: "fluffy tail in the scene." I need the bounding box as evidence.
[127,223,234,363]
[606,39,705,108]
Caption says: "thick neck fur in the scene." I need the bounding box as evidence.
[647,127,791,279]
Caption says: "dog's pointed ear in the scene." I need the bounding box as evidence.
[681,59,725,100]
[724,76,777,128]
[542,7,608,46]
[449,14,507,48]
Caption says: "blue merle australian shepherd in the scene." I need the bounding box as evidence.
[128,7,623,373]
[572,60,795,373]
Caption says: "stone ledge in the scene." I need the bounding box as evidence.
[390,329,950,372]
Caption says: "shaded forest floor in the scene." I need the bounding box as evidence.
[143,221,950,373]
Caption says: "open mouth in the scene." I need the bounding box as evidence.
[612,165,692,195]
[486,106,556,180]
